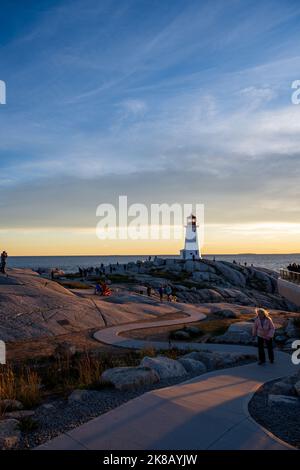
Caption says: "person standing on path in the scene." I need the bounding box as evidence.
[252,308,275,365]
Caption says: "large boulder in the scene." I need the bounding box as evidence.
[217,352,255,367]
[250,269,275,293]
[101,366,160,390]
[182,351,206,362]
[192,272,211,282]
[184,326,202,336]
[178,358,207,375]
[183,261,197,273]
[195,262,216,273]
[228,322,254,335]
[215,321,253,344]
[182,351,222,370]
[213,308,239,319]
[172,330,190,340]
[140,356,187,379]
[165,263,182,273]
[214,262,246,288]
[217,288,255,306]
[0,419,21,450]
[197,289,224,302]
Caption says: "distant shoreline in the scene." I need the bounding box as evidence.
[7,253,300,257]
[5,253,300,273]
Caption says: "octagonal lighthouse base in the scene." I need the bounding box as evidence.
[180,249,201,260]
[180,214,201,260]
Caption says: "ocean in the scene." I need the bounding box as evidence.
[7,254,300,273]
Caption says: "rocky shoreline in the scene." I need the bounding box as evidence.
[88,258,298,311]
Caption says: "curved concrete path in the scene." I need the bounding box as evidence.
[37,302,298,450]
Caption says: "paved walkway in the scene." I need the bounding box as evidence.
[37,303,298,450]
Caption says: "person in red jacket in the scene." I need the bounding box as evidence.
[252,308,275,365]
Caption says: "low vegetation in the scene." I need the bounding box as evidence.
[0,365,41,408]
[0,347,184,408]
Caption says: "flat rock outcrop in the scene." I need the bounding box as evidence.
[1,269,180,342]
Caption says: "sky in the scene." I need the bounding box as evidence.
[1,0,300,255]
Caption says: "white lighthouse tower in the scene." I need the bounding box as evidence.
[180,214,201,260]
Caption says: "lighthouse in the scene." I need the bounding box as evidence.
[180,214,201,260]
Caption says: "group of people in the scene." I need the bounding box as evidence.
[142,284,176,302]
[158,284,176,302]
[0,250,8,274]
[78,265,106,278]
[287,263,300,273]
[78,263,128,278]
[94,281,112,297]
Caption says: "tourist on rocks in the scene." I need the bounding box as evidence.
[0,250,8,274]
[147,285,152,297]
[165,285,172,302]
[252,308,275,365]
[158,285,164,302]
[95,283,103,296]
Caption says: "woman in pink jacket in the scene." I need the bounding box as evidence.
[252,308,275,365]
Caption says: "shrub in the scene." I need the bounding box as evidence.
[17,368,41,408]
[0,364,42,408]
[0,364,16,401]
[78,353,103,389]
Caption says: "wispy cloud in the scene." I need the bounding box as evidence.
[0,0,300,245]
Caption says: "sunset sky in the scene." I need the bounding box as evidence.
[1,0,300,255]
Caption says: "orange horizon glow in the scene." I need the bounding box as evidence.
[1,222,299,256]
